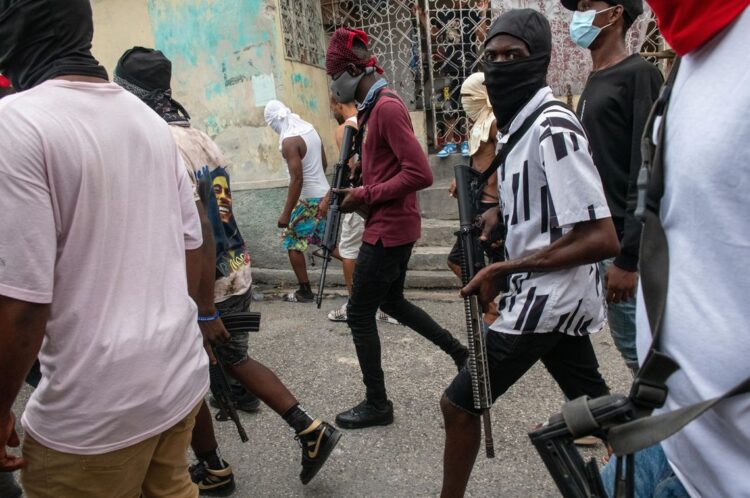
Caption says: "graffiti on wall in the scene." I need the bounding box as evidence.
[147,0,277,117]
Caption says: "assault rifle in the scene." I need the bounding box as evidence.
[454,164,495,458]
[208,311,261,443]
[316,124,357,308]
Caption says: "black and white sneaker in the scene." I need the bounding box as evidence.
[296,419,342,485]
[189,460,236,496]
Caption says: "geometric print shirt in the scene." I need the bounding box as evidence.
[490,87,611,336]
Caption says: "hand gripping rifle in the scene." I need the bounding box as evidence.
[316,124,357,308]
[208,311,261,443]
[454,164,495,458]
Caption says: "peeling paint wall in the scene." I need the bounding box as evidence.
[90,0,338,190]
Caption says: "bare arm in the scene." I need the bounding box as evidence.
[462,218,619,306]
[279,138,305,227]
[193,200,218,317]
[0,296,49,471]
[188,197,230,362]
[321,144,328,173]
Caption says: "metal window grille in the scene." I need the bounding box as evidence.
[321,0,426,111]
[425,1,491,148]
[281,0,327,67]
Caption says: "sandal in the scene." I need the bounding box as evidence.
[283,290,314,303]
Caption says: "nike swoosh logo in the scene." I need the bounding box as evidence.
[307,429,326,459]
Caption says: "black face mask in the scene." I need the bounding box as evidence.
[0,0,108,91]
[483,52,549,130]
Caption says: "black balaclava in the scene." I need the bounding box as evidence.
[483,9,552,130]
[114,47,190,126]
[0,0,108,91]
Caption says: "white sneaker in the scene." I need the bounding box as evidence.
[376,309,400,325]
[328,302,348,322]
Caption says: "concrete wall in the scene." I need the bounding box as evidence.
[91,0,338,191]
[90,0,340,270]
[89,1,433,271]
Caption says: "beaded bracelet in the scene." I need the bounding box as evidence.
[198,310,221,322]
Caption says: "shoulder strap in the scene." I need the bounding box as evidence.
[606,57,750,457]
[354,88,401,156]
[477,100,568,186]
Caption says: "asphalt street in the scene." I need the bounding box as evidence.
[11,291,632,498]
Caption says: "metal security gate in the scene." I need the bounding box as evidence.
[321,0,426,111]
[424,1,491,150]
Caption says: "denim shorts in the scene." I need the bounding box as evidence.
[213,290,252,367]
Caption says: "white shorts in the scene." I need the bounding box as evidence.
[339,212,365,259]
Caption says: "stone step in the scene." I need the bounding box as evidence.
[417,218,459,247]
[252,267,460,290]
[429,153,469,183]
[418,180,458,220]
[409,246,452,271]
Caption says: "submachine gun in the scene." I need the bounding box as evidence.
[453,164,495,459]
[316,124,357,308]
[208,311,261,443]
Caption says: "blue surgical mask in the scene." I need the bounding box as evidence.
[569,6,615,49]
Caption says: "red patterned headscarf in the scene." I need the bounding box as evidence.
[325,27,384,77]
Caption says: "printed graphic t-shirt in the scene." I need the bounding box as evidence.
[491,87,611,336]
[0,80,208,454]
[170,126,253,303]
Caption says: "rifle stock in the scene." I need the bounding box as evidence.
[316,124,357,308]
[454,164,495,458]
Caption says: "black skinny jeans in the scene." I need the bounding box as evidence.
[347,241,466,406]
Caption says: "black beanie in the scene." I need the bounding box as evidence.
[115,47,172,91]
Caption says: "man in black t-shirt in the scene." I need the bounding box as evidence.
[563,0,663,373]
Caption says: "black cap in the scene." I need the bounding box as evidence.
[115,47,172,91]
[485,9,552,55]
[560,0,643,27]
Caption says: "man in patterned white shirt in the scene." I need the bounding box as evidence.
[439,9,620,496]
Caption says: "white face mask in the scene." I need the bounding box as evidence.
[569,5,616,49]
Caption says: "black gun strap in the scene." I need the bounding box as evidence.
[354,88,402,157]
[606,57,750,458]
[477,100,568,186]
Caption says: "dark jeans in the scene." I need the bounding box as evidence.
[348,241,466,405]
[445,331,610,414]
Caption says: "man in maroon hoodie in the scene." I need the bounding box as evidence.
[326,28,468,429]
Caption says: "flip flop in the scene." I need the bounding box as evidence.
[283,291,314,303]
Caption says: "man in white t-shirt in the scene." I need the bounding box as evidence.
[265,100,331,303]
[0,1,209,496]
[600,2,750,497]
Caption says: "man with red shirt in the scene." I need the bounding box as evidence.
[325,28,469,429]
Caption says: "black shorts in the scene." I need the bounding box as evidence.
[447,202,504,266]
[444,331,609,415]
[213,289,253,367]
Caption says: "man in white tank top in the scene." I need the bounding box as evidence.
[265,101,331,302]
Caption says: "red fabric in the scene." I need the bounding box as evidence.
[648,0,750,55]
[350,93,432,247]
[325,27,384,76]
[0,75,10,88]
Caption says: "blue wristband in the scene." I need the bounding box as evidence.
[198,310,221,322]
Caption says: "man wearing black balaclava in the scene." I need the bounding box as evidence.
[440,9,621,496]
[0,1,211,496]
